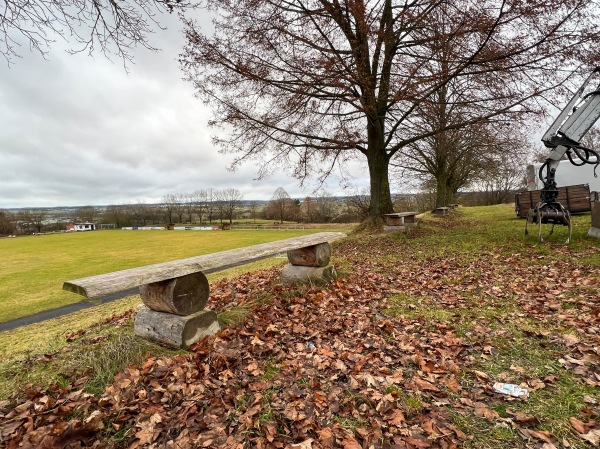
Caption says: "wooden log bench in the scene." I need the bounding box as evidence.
[433,207,451,216]
[383,212,418,231]
[63,232,346,348]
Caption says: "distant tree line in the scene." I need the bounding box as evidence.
[0,176,524,236]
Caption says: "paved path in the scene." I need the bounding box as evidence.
[0,254,279,333]
[0,289,137,333]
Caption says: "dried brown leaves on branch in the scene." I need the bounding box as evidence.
[181,0,600,217]
[1,220,599,448]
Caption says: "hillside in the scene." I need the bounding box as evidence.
[1,205,599,448]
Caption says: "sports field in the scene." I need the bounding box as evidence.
[0,228,336,324]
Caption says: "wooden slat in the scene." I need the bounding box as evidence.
[515,184,591,217]
[63,232,347,299]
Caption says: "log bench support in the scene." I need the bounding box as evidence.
[133,271,218,348]
[63,232,345,348]
[281,243,336,284]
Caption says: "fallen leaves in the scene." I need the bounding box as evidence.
[1,231,599,448]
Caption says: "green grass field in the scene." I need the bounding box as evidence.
[0,228,348,324]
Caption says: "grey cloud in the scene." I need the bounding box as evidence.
[0,11,368,209]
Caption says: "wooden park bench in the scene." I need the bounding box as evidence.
[514,184,591,218]
[63,232,346,348]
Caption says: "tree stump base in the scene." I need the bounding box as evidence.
[134,306,220,348]
[280,264,337,284]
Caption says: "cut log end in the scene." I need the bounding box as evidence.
[287,242,331,267]
[139,272,210,315]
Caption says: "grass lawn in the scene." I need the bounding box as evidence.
[0,227,351,324]
[0,205,598,448]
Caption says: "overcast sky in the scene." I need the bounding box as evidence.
[0,12,370,209]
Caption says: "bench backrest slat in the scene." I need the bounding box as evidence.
[63,232,346,299]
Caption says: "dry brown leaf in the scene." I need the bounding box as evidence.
[474,406,500,420]
[341,435,362,449]
[290,438,314,449]
[471,370,490,380]
[0,418,25,438]
[414,378,440,392]
[317,428,334,448]
[561,334,580,346]
[446,376,460,392]
[511,411,539,426]
[518,428,556,444]
[387,409,405,426]
[580,429,600,446]
[569,417,587,434]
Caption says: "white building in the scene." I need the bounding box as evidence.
[72,223,97,231]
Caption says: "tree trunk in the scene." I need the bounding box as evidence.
[435,176,456,208]
[367,143,394,217]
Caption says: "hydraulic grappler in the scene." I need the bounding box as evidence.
[526,68,600,243]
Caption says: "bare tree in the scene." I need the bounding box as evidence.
[171,193,188,223]
[268,187,294,223]
[475,154,526,206]
[182,193,195,223]
[390,16,534,208]
[0,210,15,235]
[300,197,316,224]
[314,191,336,223]
[102,204,133,228]
[162,193,178,224]
[182,0,600,221]
[206,188,217,223]
[29,209,47,233]
[220,188,243,224]
[190,189,208,223]
[249,201,259,223]
[397,121,513,207]
[76,206,98,223]
[129,202,151,225]
[1,0,195,64]
[346,189,371,220]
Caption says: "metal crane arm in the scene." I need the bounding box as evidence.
[526,68,600,243]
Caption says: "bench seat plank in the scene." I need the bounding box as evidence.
[63,232,346,299]
[383,212,417,217]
